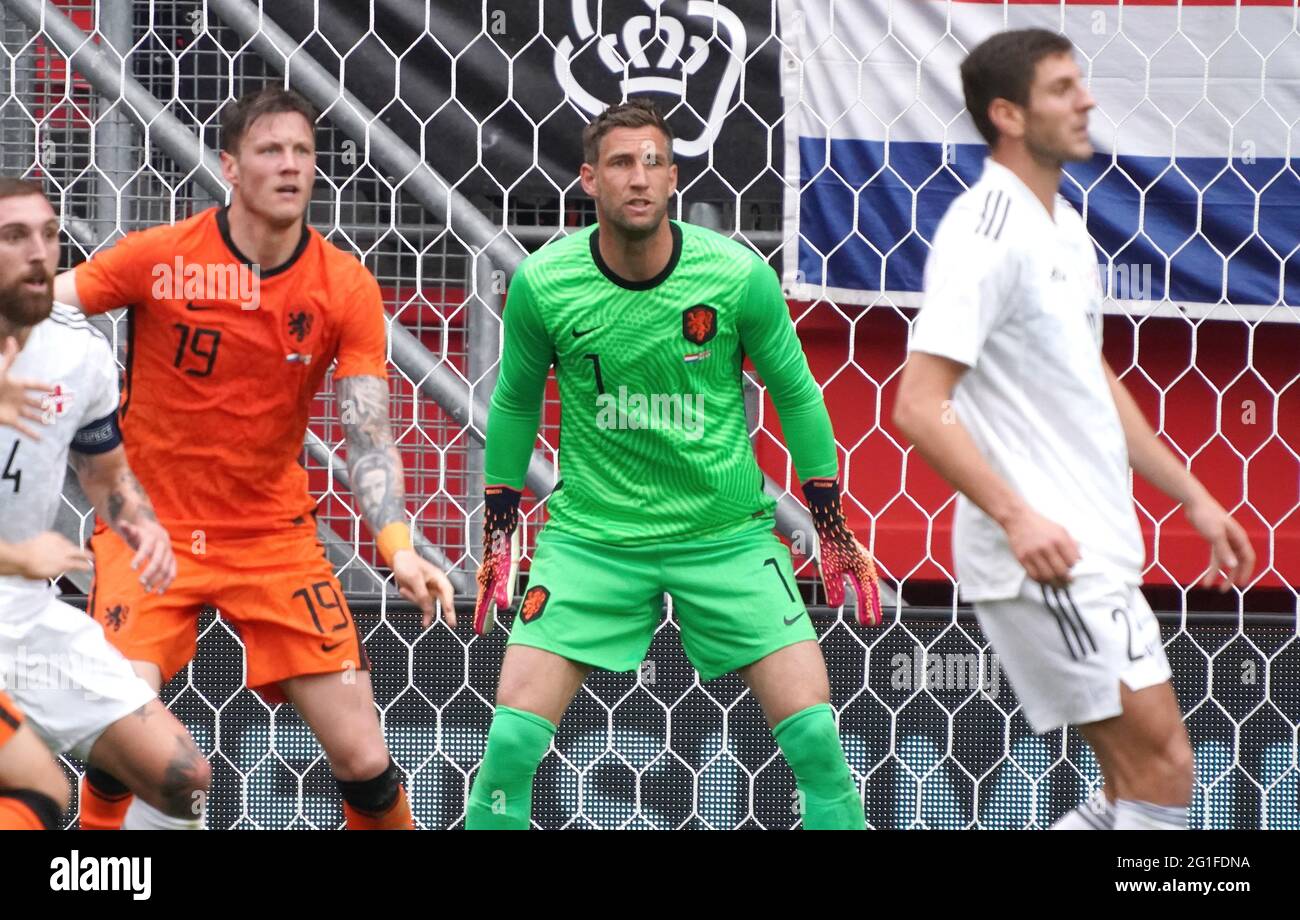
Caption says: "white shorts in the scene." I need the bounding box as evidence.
[0,596,156,760]
[974,576,1172,733]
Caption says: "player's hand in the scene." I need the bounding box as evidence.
[13,531,91,580]
[0,336,56,440]
[1004,506,1079,588]
[391,548,456,629]
[474,485,521,635]
[1184,497,1255,592]
[802,478,883,626]
[120,519,176,595]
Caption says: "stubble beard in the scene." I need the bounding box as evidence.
[602,197,668,243]
[0,274,53,332]
[1026,119,1093,168]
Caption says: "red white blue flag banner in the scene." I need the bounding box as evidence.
[780,0,1300,321]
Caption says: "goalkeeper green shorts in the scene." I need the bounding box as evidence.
[506,523,817,681]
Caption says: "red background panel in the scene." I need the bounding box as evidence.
[757,302,1299,589]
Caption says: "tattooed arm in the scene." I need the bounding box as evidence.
[69,444,176,592]
[337,375,455,627]
[338,375,407,532]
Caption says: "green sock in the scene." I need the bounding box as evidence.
[773,703,866,830]
[465,705,556,830]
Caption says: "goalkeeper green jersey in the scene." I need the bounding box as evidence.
[484,220,837,544]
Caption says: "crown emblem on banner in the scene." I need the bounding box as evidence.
[554,0,746,158]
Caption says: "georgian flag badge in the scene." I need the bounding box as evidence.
[41,384,74,425]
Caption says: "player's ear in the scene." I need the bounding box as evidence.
[219,149,239,188]
[988,97,1025,142]
[668,161,678,195]
[579,162,597,198]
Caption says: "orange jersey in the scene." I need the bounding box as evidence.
[75,207,387,536]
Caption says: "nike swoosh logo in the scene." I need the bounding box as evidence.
[320,641,345,652]
[783,612,807,626]
[185,301,216,311]
[571,326,601,338]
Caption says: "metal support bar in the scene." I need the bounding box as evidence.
[207,0,527,276]
[304,432,473,595]
[314,517,374,594]
[0,0,227,199]
[386,323,555,496]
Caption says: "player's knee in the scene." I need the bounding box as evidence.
[16,754,73,815]
[36,769,72,816]
[1108,728,1193,803]
[337,758,402,815]
[1,788,67,829]
[1132,719,1192,785]
[494,675,542,716]
[327,743,392,783]
[478,707,555,783]
[51,773,71,815]
[481,730,530,779]
[1158,734,1195,796]
[194,753,213,792]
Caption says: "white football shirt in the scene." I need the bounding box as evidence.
[910,159,1145,601]
[0,303,120,619]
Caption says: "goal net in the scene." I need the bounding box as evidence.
[2,0,1295,828]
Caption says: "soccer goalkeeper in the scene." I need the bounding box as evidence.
[467,100,881,830]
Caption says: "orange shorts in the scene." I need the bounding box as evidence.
[0,691,22,749]
[89,521,369,704]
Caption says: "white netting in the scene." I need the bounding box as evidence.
[2,0,1295,828]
